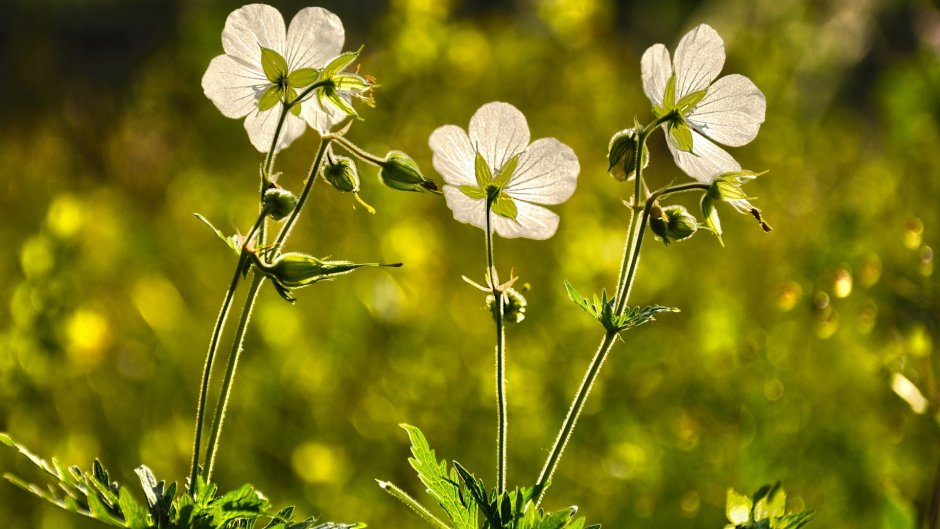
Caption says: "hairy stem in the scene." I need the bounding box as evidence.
[203,138,332,482]
[485,197,508,493]
[378,481,455,529]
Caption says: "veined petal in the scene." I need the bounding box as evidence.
[202,54,269,118]
[468,102,530,175]
[286,7,345,71]
[429,125,476,187]
[673,24,725,101]
[491,200,560,240]
[244,107,306,153]
[443,185,487,230]
[641,43,672,108]
[505,137,579,206]
[687,73,766,147]
[665,127,740,182]
[222,4,287,69]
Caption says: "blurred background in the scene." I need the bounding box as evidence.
[1,0,938,527]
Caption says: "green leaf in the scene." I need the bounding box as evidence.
[258,85,281,111]
[459,185,488,200]
[676,88,708,113]
[754,483,785,521]
[491,193,518,220]
[193,213,240,256]
[260,46,288,82]
[288,67,319,88]
[662,74,676,109]
[400,424,477,529]
[668,120,694,152]
[726,488,753,525]
[452,462,497,528]
[494,154,519,188]
[881,491,916,529]
[118,488,149,529]
[475,152,494,188]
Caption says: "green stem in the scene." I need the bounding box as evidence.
[203,138,332,482]
[378,480,455,529]
[485,196,508,493]
[188,212,266,495]
[533,331,618,505]
[534,116,680,505]
[332,134,386,166]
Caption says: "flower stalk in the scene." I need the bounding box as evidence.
[485,192,509,494]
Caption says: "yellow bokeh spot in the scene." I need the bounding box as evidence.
[19,235,55,279]
[66,309,110,367]
[291,442,349,484]
[832,267,853,298]
[447,27,491,78]
[46,194,85,240]
[776,281,802,311]
[680,490,701,516]
[903,217,923,249]
[537,0,608,46]
[909,323,933,359]
[132,275,184,332]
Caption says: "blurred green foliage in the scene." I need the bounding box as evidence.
[1,0,938,528]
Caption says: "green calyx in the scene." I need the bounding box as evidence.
[379,151,439,193]
[650,74,708,153]
[649,203,698,245]
[459,152,519,220]
[252,251,402,303]
[486,287,527,324]
[258,46,320,116]
[323,154,361,193]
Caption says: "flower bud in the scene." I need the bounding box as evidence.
[649,203,697,245]
[486,287,527,324]
[607,128,648,182]
[322,155,360,193]
[379,151,439,193]
[263,187,298,220]
[253,251,402,302]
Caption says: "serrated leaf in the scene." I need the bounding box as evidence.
[85,491,124,527]
[118,488,149,529]
[754,483,785,521]
[194,213,240,256]
[260,46,288,82]
[400,424,476,529]
[452,462,497,528]
[777,511,815,529]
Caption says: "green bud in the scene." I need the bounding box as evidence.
[486,287,527,324]
[253,251,402,303]
[322,155,360,193]
[607,128,648,182]
[379,151,440,193]
[263,188,298,220]
[649,203,697,245]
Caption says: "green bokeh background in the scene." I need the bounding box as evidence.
[1,0,938,527]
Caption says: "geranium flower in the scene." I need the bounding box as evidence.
[429,102,579,240]
[641,24,766,182]
[202,4,364,152]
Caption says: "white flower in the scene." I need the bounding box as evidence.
[429,102,579,240]
[641,24,766,182]
[202,4,353,152]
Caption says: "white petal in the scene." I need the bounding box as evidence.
[299,93,350,134]
[244,108,306,153]
[468,102,530,174]
[202,55,269,119]
[673,24,725,100]
[640,43,672,107]
[687,74,766,147]
[429,125,476,187]
[443,185,487,230]
[221,4,287,68]
[505,138,579,205]
[491,200,560,240]
[665,127,741,182]
[285,7,345,71]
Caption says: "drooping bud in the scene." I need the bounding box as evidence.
[378,151,440,193]
[322,154,360,193]
[252,251,402,303]
[263,187,298,220]
[607,128,648,182]
[486,287,528,324]
[649,203,697,245]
